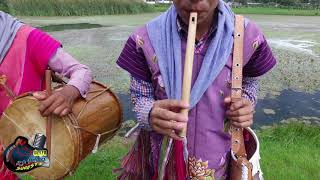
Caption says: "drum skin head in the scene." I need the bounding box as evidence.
[0,96,77,179]
[0,81,122,179]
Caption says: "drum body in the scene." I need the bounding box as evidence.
[0,82,122,179]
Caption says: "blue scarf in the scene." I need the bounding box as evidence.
[146,0,235,108]
[0,11,23,64]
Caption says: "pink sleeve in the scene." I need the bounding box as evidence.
[48,48,93,97]
[27,28,61,74]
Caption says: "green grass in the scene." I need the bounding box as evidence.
[21,123,320,179]
[21,136,133,180]
[68,123,320,179]
[154,4,171,12]
[233,7,320,16]
[65,136,133,180]
[259,123,320,179]
[154,5,320,16]
[0,0,9,13]
[6,0,155,16]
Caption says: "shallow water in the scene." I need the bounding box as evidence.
[39,23,104,32]
[117,93,135,121]
[268,39,319,58]
[116,90,320,128]
[254,90,320,128]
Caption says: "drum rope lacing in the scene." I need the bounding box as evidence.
[68,112,120,154]
[68,86,121,153]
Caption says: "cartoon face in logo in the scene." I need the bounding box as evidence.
[3,136,50,172]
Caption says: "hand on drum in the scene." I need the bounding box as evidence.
[33,85,80,117]
[224,96,254,128]
[150,99,189,140]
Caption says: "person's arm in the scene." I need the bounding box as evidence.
[48,48,92,98]
[117,35,154,127]
[117,35,188,140]
[29,28,92,117]
[130,76,155,130]
[242,77,259,107]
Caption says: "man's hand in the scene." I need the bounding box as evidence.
[150,99,189,140]
[33,85,80,117]
[224,96,254,128]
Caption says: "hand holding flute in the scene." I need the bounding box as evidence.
[150,13,198,140]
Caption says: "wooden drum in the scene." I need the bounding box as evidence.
[0,81,122,179]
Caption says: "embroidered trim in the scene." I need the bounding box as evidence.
[252,40,259,50]
[136,35,145,47]
[188,156,215,180]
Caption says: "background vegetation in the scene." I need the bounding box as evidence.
[1,0,319,16]
[1,0,155,16]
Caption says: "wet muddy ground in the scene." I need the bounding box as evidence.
[20,14,320,127]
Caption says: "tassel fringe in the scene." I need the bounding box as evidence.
[114,130,153,180]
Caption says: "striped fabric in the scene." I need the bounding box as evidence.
[117,37,152,82]
[243,38,276,77]
[117,33,276,83]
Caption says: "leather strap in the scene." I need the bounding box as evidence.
[231,15,246,156]
[231,15,253,180]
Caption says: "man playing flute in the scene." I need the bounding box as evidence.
[116,0,276,179]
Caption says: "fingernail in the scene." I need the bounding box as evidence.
[177,124,184,129]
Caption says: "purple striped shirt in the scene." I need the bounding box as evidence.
[243,37,275,77]
[117,36,151,82]
[117,30,276,82]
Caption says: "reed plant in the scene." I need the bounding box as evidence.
[7,0,155,16]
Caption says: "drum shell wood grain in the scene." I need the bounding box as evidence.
[0,82,122,179]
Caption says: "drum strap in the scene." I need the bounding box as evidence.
[45,70,53,159]
[230,15,253,180]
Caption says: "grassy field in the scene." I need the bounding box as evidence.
[21,123,319,180]
[259,123,320,179]
[65,136,133,180]
[4,0,155,16]
[233,7,320,16]
[72,123,320,180]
